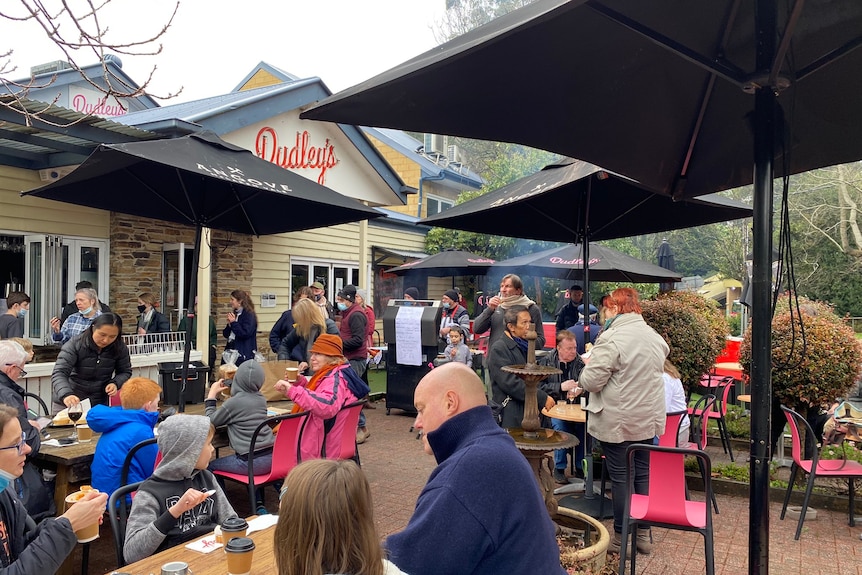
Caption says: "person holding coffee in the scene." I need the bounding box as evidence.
[275,459,408,575]
[0,402,107,572]
[205,360,274,514]
[274,334,360,460]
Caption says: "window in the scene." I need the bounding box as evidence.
[291,260,359,302]
[426,195,454,217]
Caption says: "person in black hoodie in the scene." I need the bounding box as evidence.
[51,313,131,413]
[0,402,107,574]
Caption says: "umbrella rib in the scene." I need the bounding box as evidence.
[590,196,653,238]
[585,1,748,88]
[204,184,261,237]
[796,34,862,82]
[125,168,196,225]
[770,0,804,87]
[524,204,581,241]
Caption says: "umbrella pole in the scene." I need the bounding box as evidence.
[179,224,203,413]
[749,1,777,573]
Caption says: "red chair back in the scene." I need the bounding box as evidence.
[687,394,716,449]
[542,322,557,349]
[629,445,710,528]
[325,400,365,460]
[659,411,687,447]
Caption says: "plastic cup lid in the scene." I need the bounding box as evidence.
[224,537,255,552]
[221,517,249,531]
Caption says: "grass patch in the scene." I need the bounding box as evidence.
[367,367,387,396]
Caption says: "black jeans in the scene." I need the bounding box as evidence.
[600,438,653,534]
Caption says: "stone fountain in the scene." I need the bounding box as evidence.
[502,323,577,516]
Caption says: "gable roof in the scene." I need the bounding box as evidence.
[116,74,410,204]
[362,126,483,191]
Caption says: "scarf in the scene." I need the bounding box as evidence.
[290,362,340,414]
[498,293,535,310]
[505,330,530,357]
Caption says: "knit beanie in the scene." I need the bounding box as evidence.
[404,287,420,300]
[443,290,459,303]
[310,333,344,357]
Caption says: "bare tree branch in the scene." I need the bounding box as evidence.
[0,0,181,126]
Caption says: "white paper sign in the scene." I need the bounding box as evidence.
[395,305,425,366]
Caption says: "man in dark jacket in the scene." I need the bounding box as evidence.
[555,284,584,331]
[336,285,368,378]
[385,363,566,575]
[0,341,40,454]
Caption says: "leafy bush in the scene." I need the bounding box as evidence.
[739,294,862,409]
[642,291,728,392]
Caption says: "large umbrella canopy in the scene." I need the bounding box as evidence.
[420,159,752,243]
[385,249,495,276]
[302,3,862,566]
[23,130,382,411]
[302,0,862,200]
[22,130,381,233]
[494,243,682,284]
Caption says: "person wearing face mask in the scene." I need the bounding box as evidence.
[439,289,470,350]
[0,292,29,339]
[136,292,171,335]
[335,286,368,379]
[49,287,102,345]
[51,312,132,412]
[0,403,108,574]
[310,281,335,321]
[59,280,112,324]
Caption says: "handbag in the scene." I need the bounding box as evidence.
[489,396,511,426]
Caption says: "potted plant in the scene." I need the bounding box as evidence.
[642,291,728,392]
[738,294,861,412]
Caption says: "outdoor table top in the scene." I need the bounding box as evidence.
[36,427,99,466]
[110,516,275,575]
[542,403,586,423]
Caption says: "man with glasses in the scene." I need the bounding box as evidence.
[0,340,40,455]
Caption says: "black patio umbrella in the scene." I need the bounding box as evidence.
[421,159,752,244]
[493,243,682,284]
[385,249,495,276]
[22,130,382,411]
[302,3,862,564]
[656,239,677,293]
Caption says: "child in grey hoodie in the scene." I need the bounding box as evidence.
[205,360,274,476]
[123,414,237,564]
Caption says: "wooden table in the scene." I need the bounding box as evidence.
[542,403,587,423]
[111,520,276,575]
[34,427,99,513]
[713,361,744,380]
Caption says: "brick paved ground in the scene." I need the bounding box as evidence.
[86,398,861,574]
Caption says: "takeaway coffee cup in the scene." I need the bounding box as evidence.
[64,491,100,542]
[285,367,299,382]
[221,517,248,540]
[225,536,255,575]
[76,423,93,442]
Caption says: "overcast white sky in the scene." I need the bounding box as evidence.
[0,0,447,103]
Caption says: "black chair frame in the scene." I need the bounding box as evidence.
[108,480,143,567]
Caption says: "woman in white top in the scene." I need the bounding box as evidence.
[663,359,690,446]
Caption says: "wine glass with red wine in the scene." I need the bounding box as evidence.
[68,403,83,440]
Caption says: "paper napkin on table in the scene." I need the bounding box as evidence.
[185,534,223,553]
[247,514,278,533]
[42,439,79,447]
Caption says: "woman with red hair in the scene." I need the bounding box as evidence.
[576,287,668,556]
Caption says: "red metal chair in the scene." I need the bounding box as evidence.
[689,376,735,462]
[619,444,715,575]
[780,405,862,539]
[212,411,309,513]
[684,394,719,514]
[659,410,688,447]
[322,399,365,465]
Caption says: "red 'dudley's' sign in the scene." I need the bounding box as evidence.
[254,127,338,185]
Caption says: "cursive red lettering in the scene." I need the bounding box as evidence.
[254,126,339,184]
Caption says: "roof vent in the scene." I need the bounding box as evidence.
[30,60,72,77]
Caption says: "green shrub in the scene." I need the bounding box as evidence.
[739,294,862,410]
[642,291,728,392]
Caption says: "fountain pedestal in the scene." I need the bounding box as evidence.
[501,323,576,516]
